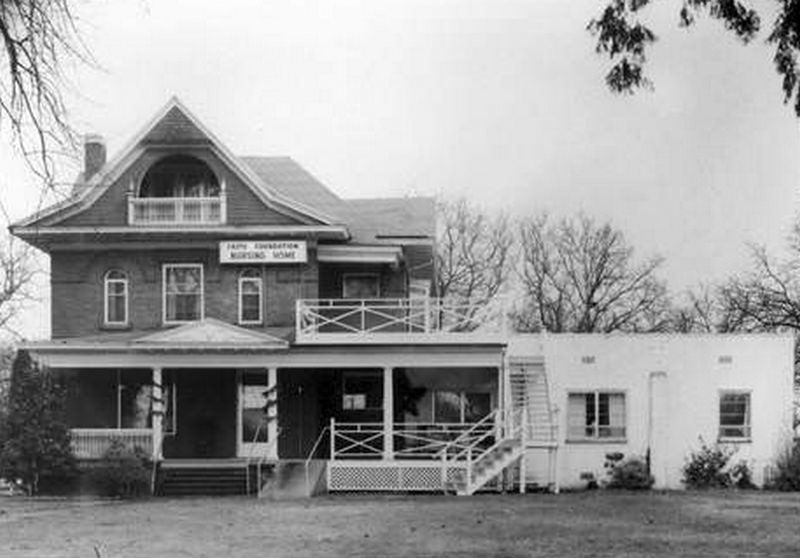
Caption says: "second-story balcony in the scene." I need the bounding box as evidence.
[295,298,507,343]
[128,196,226,226]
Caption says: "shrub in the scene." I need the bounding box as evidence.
[682,439,736,489]
[0,350,77,495]
[730,461,756,489]
[766,442,800,491]
[88,439,151,498]
[604,452,654,490]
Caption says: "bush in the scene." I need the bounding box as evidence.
[682,439,736,489]
[604,452,654,490]
[0,350,77,495]
[88,439,151,498]
[767,442,800,491]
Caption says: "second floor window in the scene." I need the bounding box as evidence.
[104,270,128,325]
[163,264,203,324]
[343,273,380,299]
[239,270,263,325]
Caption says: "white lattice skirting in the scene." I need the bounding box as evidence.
[328,461,467,492]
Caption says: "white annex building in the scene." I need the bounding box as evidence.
[511,333,795,490]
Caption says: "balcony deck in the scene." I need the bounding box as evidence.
[295,298,507,344]
[128,196,225,225]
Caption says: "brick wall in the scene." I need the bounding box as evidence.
[50,246,320,338]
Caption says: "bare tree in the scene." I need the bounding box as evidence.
[514,213,670,333]
[435,198,513,331]
[669,283,753,333]
[588,0,800,117]
[436,198,513,303]
[1,0,90,186]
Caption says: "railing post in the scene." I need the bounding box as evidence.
[126,193,134,225]
[383,367,394,459]
[329,417,336,460]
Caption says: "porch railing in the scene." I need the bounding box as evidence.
[296,297,506,340]
[329,421,494,460]
[128,196,225,225]
[71,428,154,459]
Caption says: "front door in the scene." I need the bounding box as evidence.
[163,369,237,459]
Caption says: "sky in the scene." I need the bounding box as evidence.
[1,0,799,339]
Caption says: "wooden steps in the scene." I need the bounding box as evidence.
[156,460,250,496]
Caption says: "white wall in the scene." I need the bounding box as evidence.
[509,334,795,490]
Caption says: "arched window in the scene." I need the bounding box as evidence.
[239,269,263,325]
[104,270,129,326]
[139,154,220,198]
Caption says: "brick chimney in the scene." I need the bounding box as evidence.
[84,134,106,181]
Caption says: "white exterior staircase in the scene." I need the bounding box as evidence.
[441,408,526,496]
[508,356,559,491]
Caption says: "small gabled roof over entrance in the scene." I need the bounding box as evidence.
[135,318,289,349]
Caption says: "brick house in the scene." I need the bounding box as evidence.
[11,98,524,495]
[11,98,794,495]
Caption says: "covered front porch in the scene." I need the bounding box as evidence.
[26,319,535,495]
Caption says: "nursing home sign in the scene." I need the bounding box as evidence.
[219,241,308,264]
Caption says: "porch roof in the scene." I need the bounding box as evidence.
[24,319,292,355]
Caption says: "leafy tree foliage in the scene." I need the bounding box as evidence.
[588,0,800,116]
[514,213,670,333]
[0,349,76,494]
[0,0,90,185]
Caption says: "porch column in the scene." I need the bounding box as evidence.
[267,367,278,450]
[383,366,394,459]
[151,367,163,461]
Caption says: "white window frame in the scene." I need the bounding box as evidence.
[238,270,263,325]
[566,390,627,442]
[718,390,752,442]
[104,270,129,326]
[342,273,381,299]
[162,263,204,325]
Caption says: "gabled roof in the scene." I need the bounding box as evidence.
[136,318,289,348]
[343,197,436,243]
[243,157,435,243]
[12,97,436,247]
[13,97,339,229]
[242,156,348,222]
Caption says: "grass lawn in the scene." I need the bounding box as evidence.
[1,490,799,557]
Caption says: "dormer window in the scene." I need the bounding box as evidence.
[129,155,225,225]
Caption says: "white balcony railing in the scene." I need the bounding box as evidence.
[128,196,225,225]
[295,297,507,340]
[71,428,154,459]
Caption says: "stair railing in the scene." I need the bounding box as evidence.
[304,426,330,496]
[255,428,281,498]
[438,409,499,491]
[440,407,526,494]
[245,419,267,495]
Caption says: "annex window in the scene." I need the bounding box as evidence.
[433,391,492,423]
[719,391,751,440]
[567,391,626,441]
[104,270,128,326]
[238,269,263,325]
[163,264,203,324]
[343,273,380,299]
[342,371,382,411]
